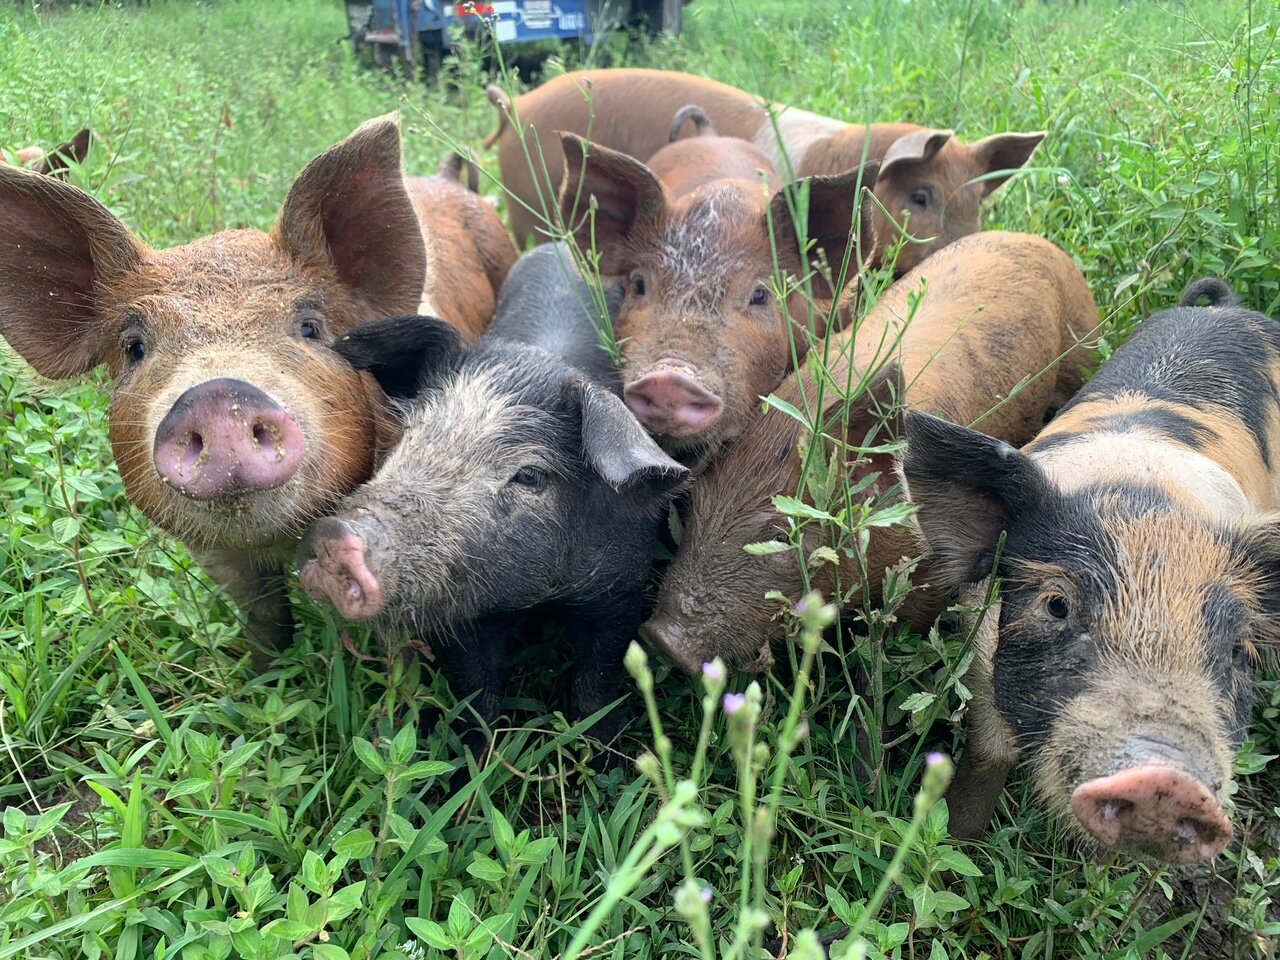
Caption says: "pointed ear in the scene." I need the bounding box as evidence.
[967,131,1045,197]
[558,133,667,276]
[879,129,953,180]
[568,379,688,493]
[0,165,145,379]
[32,128,92,179]
[331,314,469,400]
[770,161,879,298]
[276,114,426,318]
[900,410,1050,585]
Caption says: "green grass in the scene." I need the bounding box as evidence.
[2,0,1280,958]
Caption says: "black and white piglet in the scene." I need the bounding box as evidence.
[298,243,686,749]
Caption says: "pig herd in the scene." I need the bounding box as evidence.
[1,67,1276,870]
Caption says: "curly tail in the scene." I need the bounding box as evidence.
[668,104,716,142]
[482,84,513,151]
[1179,277,1238,308]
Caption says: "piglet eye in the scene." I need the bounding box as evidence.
[749,286,769,306]
[632,275,646,297]
[1045,594,1070,620]
[299,318,322,341]
[511,466,548,491]
[125,338,147,363]
[909,189,929,208]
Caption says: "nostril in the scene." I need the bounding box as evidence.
[253,421,270,447]
[183,432,205,468]
[1174,818,1200,846]
[1101,798,1131,822]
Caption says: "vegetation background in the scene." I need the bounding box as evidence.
[0,0,1278,957]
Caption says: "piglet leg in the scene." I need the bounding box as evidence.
[439,612,520,762]
[564,590,650,751]
[191,547,292,670]
[947,747,1015,839]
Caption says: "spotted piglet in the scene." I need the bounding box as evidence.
[902,278,1280,864]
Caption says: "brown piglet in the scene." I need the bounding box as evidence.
[487,68,1043,273]
[0,114,517,663]
[640,231,1098,674]
[559,128,877,463]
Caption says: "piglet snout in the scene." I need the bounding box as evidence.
[639,611,702,676]
[154,378,305,501]
[1071,762,1231,864]
[297,517,385,620]
[624,359,724,439]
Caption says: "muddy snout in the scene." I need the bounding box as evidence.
[297,517,386,620]
[624,357,724,439]
[639,611,703,676]
[1070,738,1231,864]
[153,377,305,501]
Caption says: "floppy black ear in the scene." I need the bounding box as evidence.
[568,379,688,493]
[331,314,469,400]
[900,410,1049,585]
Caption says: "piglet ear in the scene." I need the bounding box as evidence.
[276,114,426,319]
[558,133,667,276]
[32,128,92,179]
[770,161,879,298]
[569,379,688,493]
[899,410,1050,586]
[332,314,468,400]
[879,128,953,180]
[0,165,145,379]
[967,131,1045,197]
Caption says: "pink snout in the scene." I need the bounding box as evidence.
[624,359,724,439]
[297,517,385,620]
[153,378,305,501]
[1071,763,1232,864]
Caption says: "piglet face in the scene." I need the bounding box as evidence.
[298,319,687,629]
[990,501,1256,864]
[870,129,1044,275]
[0,116,428,555]
[903,410,1269,864]
[558,134,878,461]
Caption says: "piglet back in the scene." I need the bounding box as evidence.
[486,242,623,390]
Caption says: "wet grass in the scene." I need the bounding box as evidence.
[1,0,1279,958]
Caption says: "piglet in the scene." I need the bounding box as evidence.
[902,277,1280,864]
[487,67,1043,273]
[560,130,877,462]
[298,243,685,748]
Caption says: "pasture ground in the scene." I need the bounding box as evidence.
[1,0,1279,958]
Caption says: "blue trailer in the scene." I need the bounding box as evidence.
[346,0,685,80]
